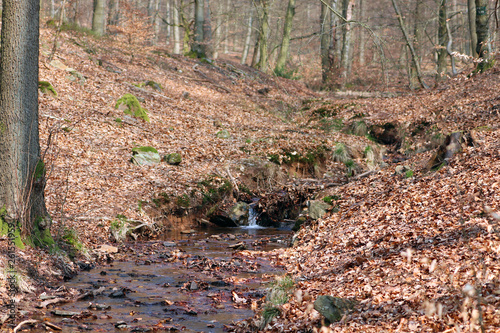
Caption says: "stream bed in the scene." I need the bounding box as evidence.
[36,226,292,332]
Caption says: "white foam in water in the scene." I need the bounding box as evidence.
[241,206,265,229]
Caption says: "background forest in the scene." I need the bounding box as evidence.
[42,0,497,91]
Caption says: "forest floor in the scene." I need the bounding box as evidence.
[0,25,499,332]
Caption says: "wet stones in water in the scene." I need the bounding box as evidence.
[230,202,250,226]
[109,288,127,298]
[228,242,246,250]
[52,310,80,317]
[115,321,129,329]
[88,302,111,310]
[163,241,177,247]
[313,296,356,324]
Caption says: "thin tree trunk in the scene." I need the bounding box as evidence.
[0,0,50,240]
[224,0,230,54]
[241,8,253,65]
[410,0,424,89]
[391,0,428,89]
[153,0,161,45]
[468,0,478,56]
[92,0,106,36]
[275,0,296,75]
[358,0,365,66]
[213,0,222,59]
[166,0,171,44]
[320,0,330,84]
[173,0,181,54]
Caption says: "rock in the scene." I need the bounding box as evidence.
[163,241,177,247]
[307,200,330,220]
[181,229,195,234]
[216,129,230,139]
[164,153,182,165]
[426,131,466,171]
[109,288,126,298]
[314,296,356,324]
[228,242,246,250]
[292,216,307,232]
[114,321,128,329]
[131,146,160,166]
[98,244,119,254]
[229,202,250,226]
[190,281,199,290]
[51,310,80,317]
[369,122,401,146]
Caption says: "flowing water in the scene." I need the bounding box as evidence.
[35,221,292,332]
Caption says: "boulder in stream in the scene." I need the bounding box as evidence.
[229,202,250,226]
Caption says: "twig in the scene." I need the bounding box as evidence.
[13,320,38,333]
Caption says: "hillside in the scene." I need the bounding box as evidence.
[0,25,499,332]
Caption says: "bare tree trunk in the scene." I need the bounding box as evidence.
[241,8,253,65]
[204,0,213,58]
[224,0,230,54]
[436,0,448,81]
[0,0,51,244]
[153,0,161,45]
[92,0,106,36]
[275,0,296,75]
[391,0,428,89]
[173,0,181,54]
[410,0,424,89]
[213,0,222,59]
[320,0,330,84]
[166,0,171,44]
[468,0,478,56]
[475,0,489,71]
[358,0,365,66]
[255,0,269,72]
[340,0,354,88]
[193,0,205,56]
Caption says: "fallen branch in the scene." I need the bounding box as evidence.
[14,320,38,333]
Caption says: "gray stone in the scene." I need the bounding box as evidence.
[229,202,250,226]
[131,146,161,166]
[314,296,356,323]
[307,200,330,220]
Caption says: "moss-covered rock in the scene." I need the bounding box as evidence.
[39,81,57,96]
[216,129,230,139]
[314,296,356,324]
[131,146,160,165]
[0,207,24,249]
[164,153,182,165]
[115,93,150,122]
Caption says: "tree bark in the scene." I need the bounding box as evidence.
[340,0,354,88]
[241,8,254,65]
[410,0,423,89]
[92,0,106,36]
[193,0,205,57]
[468,0,478,56]
[320,0,330,84]
[173,0,181,54]
[203,0,213,58]
[358,0,365,66]
[436,0,448,81]
[275,0,296,75]
[0,0,50,239]
[475,0,489,71]
[255,0,269,72]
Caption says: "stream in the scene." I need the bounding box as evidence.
[35,221,292,332]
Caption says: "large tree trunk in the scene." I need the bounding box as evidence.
[358,0,365,66]
[468,0,478,56]
[475,0,489,71]
[92,0,106,36]
[275,0,296,75]
[436,0,448,81]
[193,0,205,57]
[255,0,269,72]
[0,0,51,243]
[108,0,121,26]
[203,0,213,58]
[241,8,253,65]
[152,0,161,45]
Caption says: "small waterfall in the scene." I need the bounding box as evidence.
[244,206,264,229]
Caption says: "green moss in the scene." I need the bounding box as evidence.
[38,81,57,96]
[114,117,122,123]
[0,208,24,249]
[115,93,150,122]
[34,160,46,183]
[29,216,54,248]
[405,169,414,178]
[132,146,158,154]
